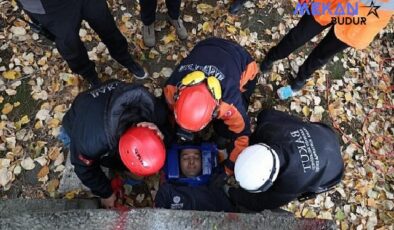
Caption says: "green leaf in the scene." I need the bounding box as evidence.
[335,210,346,221]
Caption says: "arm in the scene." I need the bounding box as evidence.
[228,187,298,211]
[70,144,113,199]
[217,102,251,174]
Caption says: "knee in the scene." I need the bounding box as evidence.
[56,33,84,59]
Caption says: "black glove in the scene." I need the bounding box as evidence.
[209,172,228,189]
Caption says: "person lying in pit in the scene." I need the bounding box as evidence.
[154,144,236,212]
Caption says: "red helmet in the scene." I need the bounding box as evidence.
[174,84,217,132]
[119,126,165,176]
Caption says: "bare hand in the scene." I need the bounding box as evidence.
[136,122,164,140]
[100,192,117,209]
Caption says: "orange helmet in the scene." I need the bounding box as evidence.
[119,126,165,176]
[174,83,217,132]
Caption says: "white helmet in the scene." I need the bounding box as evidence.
[234,143,280,193]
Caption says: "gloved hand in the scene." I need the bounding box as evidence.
[209,172,228,189]
[223,159,235,176]
[100,192,117,209]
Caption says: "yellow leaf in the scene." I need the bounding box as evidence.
[2,70,21,80]
[13,102,20,107]
[47,179,59,193]
[65,190,78,200]
[162,33,176,44]
[34,120,43,129]
[19,115,30,125]
[37,165,49,179]
[197,3,214,13]
[344,92,352,102]
[2,103,13,115]
[0,121,6,129]
[53,104,67,113]
[302,106,310,117]
[270,72,281,82]
[47,118,60,128]
[226,25,237,34]
[202,21,213,33]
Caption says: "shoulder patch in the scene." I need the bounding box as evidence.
[223,106,236,119]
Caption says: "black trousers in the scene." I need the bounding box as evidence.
[265,14,349,86]
[140,0,181,26]
[28,0,136,82]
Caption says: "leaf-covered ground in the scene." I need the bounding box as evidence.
[0,0,393,229]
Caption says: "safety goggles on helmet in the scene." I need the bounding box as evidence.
[174,71,222,101]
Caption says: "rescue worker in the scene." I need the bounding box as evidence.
[155,147,236,212]
[17,0,147,87]
[163,37,259,175]
[62,80,170,208]
[260,0,393,99]
[140,0,187,47]
[227,109,344,211]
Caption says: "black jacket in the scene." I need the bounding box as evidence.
[155,183,236,212]
[62,80,170,198]
[229,109,344,211]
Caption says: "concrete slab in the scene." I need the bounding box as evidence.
[0,206,336,230]
[0,199,99,218]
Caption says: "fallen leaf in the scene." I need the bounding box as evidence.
[335,210,346,221]
[196,3,214,14]
[226,25,237,34]
[54,153,64,166]
[35,156,48,166]
[162,33,176,44]
[202,21,213,33]
[0,168,12,187]
[21,157,35,170]
[302,106,310,117]
[13,165,22,175]
[2,70,21,80]
[2,103,14,115]
[47,179,59,193]
[37,165,49,179]
[65,191,78,200]
[48,147,61,161]
[19,115,30,125]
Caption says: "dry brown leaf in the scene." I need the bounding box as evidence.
[47,179,59,193]
[48,147,61,161]
[37,165,49,179]
[2,103,14,115]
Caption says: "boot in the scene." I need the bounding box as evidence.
[127,60,148,79]
[143,23,155,47]
[169,17,188,40]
